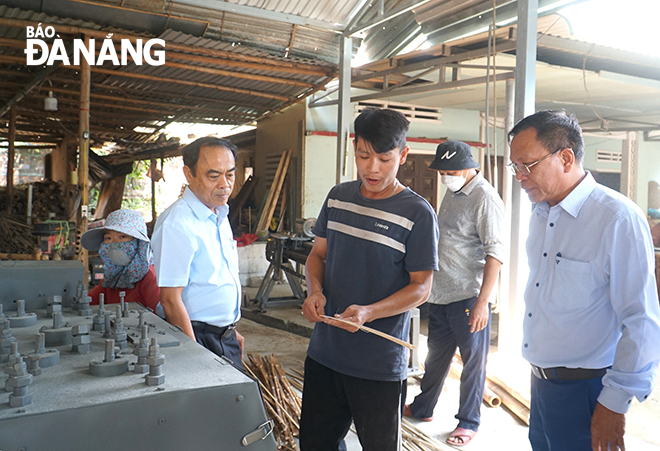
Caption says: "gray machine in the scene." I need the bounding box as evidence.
[0,264,276,451]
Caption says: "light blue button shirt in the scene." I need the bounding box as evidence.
[522,172,660,414]
[152,187,241,327]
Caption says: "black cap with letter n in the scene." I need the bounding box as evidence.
[429,140,479,171]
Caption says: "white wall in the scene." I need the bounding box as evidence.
[638,137,660,213]
[307,102,481,141]
[302,134,355,219]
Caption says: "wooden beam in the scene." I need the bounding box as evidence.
[162,60,314,88]
[78,36,91,278]
[0,54,65,118]
[0,17,333,74]
[0,55,293,102]
[0,82,260,118]
[92,67,293,101]
[5,106,16,213]
[0,71,272,113]
[286,24,298,58]
[0,37,323,84]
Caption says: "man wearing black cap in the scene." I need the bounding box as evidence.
[404,140,505,447]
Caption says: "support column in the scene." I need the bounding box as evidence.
[497,79,515,351]
[151,158,157,224]
[336,36,352,184]
[6,106,16,214]
[499,0,537,355]
[621,131,638,202]
[78,35,91,281]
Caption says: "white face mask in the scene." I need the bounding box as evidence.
[108,248,132,266]
[441,174,466,192]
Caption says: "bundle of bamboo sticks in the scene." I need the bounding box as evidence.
[401,419,456,451]
[244,354,302,451]
[0,214,39,254]
[284,360,462,451]
[0,180,69,221]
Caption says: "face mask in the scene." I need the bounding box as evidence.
[100,240,137,267]
[108,247,132,266]
[441,175,466,192]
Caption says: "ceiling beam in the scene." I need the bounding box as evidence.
[0,17,333,74]
[352,41,516,82]
[0,60,64,118]
[425,0,587,45]
[0,55,293,102]
[0,75,271,113]
[173,0,344,32]
[0,37,317,88]
[0,83,260,119]
[345,0,435,36]
[311,70,515,107]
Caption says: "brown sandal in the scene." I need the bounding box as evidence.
[446,427,477,447]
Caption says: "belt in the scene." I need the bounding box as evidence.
[191,321,236,339]
[531,364,608,381]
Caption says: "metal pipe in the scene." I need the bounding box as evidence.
[26,184,33,225]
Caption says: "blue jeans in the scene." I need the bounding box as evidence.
[408,298,490,431]
[529,374,603,450]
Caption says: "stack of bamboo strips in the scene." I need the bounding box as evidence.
[0,180,69,221]
[255,149,291,233]
[244,354,302,451]
[284,361,460,451]
[401,419,456,451]
[0,214,39,255]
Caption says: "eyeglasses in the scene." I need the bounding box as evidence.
[506,147,566,176]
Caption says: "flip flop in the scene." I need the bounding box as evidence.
[403,404,434,422]
[446,427,477,447]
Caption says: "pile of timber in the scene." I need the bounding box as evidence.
[244,354,302,451]
[0,214,40,256]
[0,180,69,221]
[254,149,292,234]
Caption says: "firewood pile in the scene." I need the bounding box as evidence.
[0,214,39,254]
[244,354,302,451]
[0,180,70,221]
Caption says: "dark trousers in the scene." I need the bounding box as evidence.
[408,298,490,431]
[299,357,403,451]
[191,321,245,371]
[529,374,603,451]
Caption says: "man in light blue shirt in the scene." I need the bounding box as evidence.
[152,137,243,369]
[508,110,660,451]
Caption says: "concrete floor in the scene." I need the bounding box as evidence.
[239,283,660,451]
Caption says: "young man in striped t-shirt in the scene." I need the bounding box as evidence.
[300,108,439,451]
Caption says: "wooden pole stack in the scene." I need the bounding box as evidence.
[401,419,456,451]
[244,353,302,451]
[0,214,39,255]
[255,149,292,234]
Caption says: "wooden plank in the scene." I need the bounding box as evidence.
[256,149,291,232]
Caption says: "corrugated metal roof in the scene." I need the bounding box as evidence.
[0,2,338,148]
